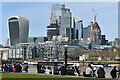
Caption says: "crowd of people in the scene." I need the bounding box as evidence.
[2,63,29,73]
[37,64,120,79]
[2,63,120,79]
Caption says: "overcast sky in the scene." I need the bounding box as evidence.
[1,2,118,45]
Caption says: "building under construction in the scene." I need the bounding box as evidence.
[47,4,72,41]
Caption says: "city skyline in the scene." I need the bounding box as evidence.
[2,2,118,45]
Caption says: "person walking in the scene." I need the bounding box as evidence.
[110,66,117,78]
[97,67,105,78]
[85,64,93,77]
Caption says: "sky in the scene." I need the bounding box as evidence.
[1,2,118,45]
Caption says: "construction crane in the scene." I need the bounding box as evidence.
[90,8,99,43]
[49,7,53,40]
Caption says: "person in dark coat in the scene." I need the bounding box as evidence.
[54,65,59,75]
[59,65,66,75]
[37,64,44,74]
[97,67,105,78]
[66,66,70,75]
[16,63,22,72]
[69,67,75,76]
[110,66,117,78]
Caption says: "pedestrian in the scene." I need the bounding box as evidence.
[54,65,59,75]
[22,65,29,73]
[13,64,16,72]
[42,67,46,74]
[118,67,120,79]
[59,65,66,75]
[66,66,70,75]
[69,67,75,76]
[16,63,22,72]
[2,64,5,72]
[4,64,8,72]
[85,64,93,77]
[75,66,80,76]
[37,64,44,74]
[97,67,105,78]
[8,65,13,72]
[45,67,52,75]
[110,66,117,78]
[40,67,45,74]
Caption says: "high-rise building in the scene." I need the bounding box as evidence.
[47,19,59,40]
[83,22,101,44]
[73,16,83,40]
[51,4,72,40]
[91,22,101,44]
[8,16,29,46]
[83,27,88,40]
[101,35,106,45]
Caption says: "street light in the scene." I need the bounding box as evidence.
[64,45,68,75]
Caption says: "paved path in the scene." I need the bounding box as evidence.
[28,67,119,79]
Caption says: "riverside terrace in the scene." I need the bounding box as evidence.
[1,62,120,79]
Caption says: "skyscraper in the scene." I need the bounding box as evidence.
[73,16,83,40]
[90,22,101,44]
[83,22,101,44]
[8,16,29,46]
[51,4,72,40]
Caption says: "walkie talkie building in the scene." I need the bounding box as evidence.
[8,16,29,46]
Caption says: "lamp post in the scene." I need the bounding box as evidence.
[64,45,68,74]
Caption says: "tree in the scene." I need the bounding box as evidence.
[69,48,83,61]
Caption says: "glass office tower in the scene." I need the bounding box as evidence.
[8,16,29,46]
[52,4,72,40]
